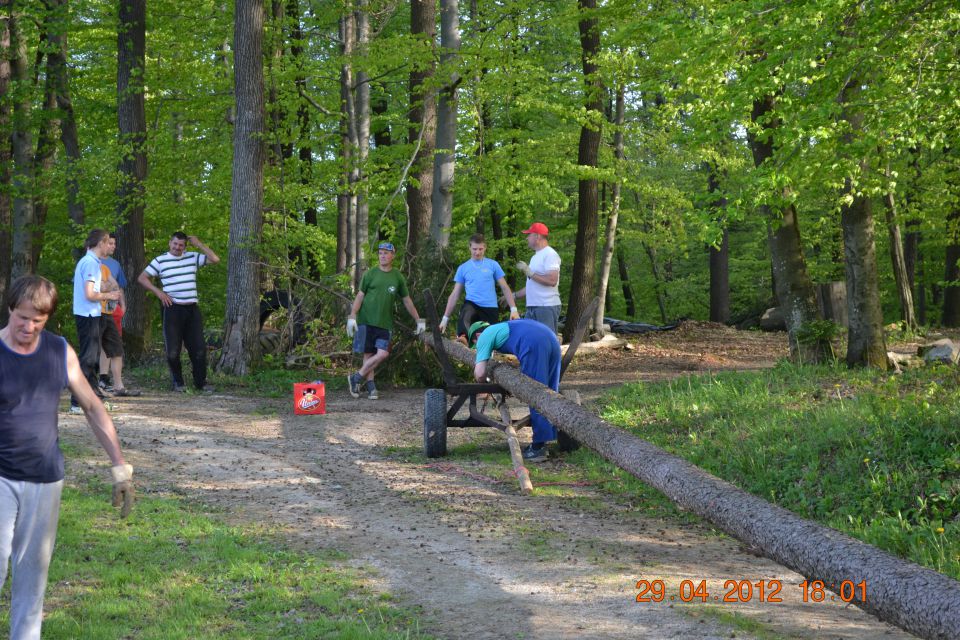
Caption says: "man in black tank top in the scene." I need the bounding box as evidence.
[0,275,134,639]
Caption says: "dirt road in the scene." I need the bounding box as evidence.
[62,324,915,639]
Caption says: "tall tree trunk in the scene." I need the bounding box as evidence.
[882,162,916,330]
[942,209,960,327]
[707,166,729,324]
[644,242,668,324]
[30,34,59,271]
[337,11,358,282]
[219,0,265,375]
[564,0,603,343]
[7,6,34,279]
[749,93,824,362]
[353,1,369,284]
[404,0,435,259]
[838,77,887,368]
[594,82,624,335]
[115,0,148,359]
[45,0,84,225]
[430,0,459,248]
[0,15,10,322]
[616,241,635,319]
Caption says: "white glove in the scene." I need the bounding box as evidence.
[509,306,520,320]
[110,463,135,518]
[346,318,357,337]
[516,261,532,277]
[439,316,449,332]
[415,319,426,335]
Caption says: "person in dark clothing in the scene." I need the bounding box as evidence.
[0,275,133,639]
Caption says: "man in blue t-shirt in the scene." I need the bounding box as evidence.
[439,234,519,342]
[71,229,121,412]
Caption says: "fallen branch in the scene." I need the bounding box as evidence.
[421,332,960,640]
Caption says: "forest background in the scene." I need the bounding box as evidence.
[0,0,957,375]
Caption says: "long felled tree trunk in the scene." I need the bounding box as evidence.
[430,0,459,249]
[218,0,265,376]
[404,0,435,259]
[564,0,603,343]
[749,93,825,362]
[115,0,148,359]
[424,333,960,640]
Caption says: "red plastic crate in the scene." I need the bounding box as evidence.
[293,382,325,415]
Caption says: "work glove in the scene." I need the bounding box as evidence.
[439,316,449,332]
[415,319,426,335]
[111,463,135,518]
[509,307,520,320]
[346,317,358,337]
[516,261,532,277]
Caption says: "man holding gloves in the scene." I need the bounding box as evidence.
[514,222,562,334]
[0,275,133,640]
[346,242,425,400]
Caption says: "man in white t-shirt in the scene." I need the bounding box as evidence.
[514,222,561,334]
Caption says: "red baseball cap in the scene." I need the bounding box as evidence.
[521,222,549,235]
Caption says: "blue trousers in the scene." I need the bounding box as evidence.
[501,319,561,444]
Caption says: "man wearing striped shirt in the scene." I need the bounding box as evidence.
[138,232,220,392]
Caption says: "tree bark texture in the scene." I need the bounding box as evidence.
[337,12,357,280]
[841,188,888,367]
[430,0,459,249]
[565,0,602,343]
[404,0,435,259]
[707,167,729,324]
[644,242,668,324]
[45,0,84,225]
[116,0,148,359]
[423,333,960,640]
[882,173,916,330]
[749,93,824,362]
[594,83,624,335]
[7,6,34,279]
[219,0,265,376]
[0,15,10,321]
[353,2,369,284]
[838,77,887,367]
[615,241,635,318]
[942,209,960,327]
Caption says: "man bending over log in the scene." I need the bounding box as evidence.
[468,319,560,462]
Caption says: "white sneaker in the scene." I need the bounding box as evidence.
[69,405,83,415]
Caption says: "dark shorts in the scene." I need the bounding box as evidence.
[100,314,124,358]
[456,301,500,337]
[353,325,391,355]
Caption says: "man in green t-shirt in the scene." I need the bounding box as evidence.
[346,242,425,399]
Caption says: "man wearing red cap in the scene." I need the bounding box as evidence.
[514,222,561,334]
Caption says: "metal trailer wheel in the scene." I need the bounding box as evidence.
[423,388,448,458]
[556,389,582,452]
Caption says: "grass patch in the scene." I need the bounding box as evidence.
[598,361,960,579]
[18,466,430,639]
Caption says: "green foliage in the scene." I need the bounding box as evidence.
[599,364,960,579]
